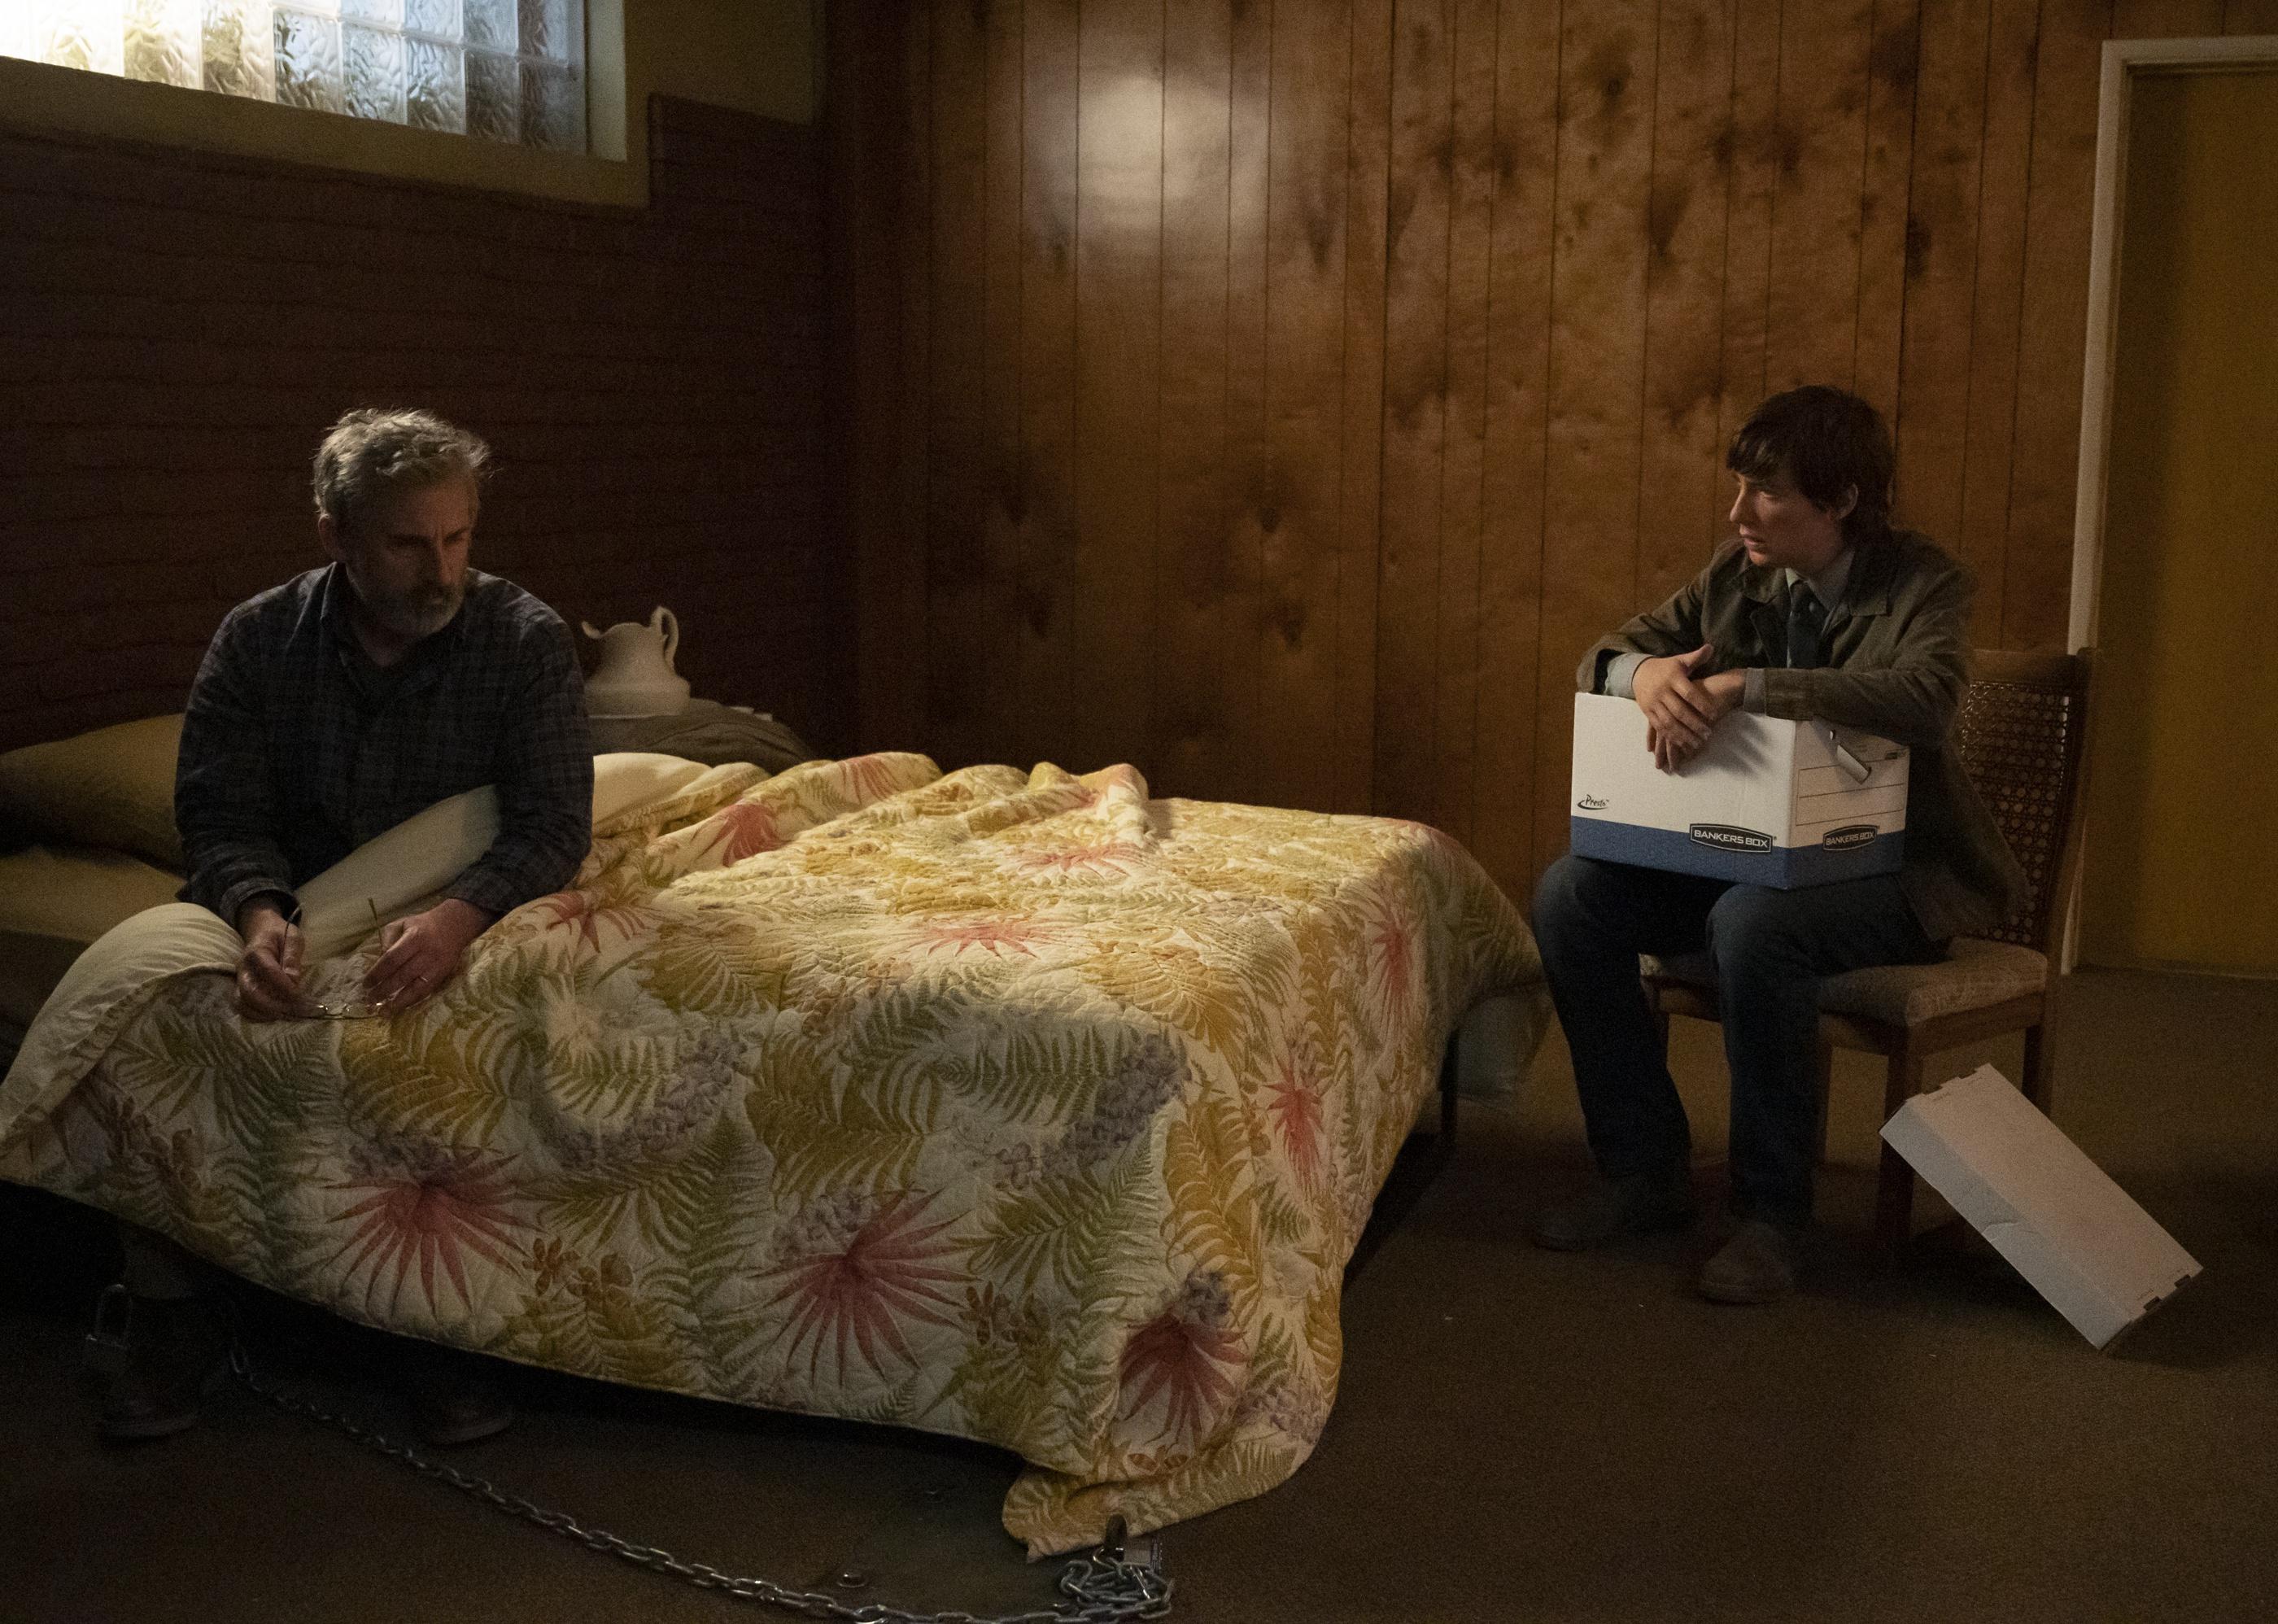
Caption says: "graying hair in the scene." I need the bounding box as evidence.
[312,408,491,533]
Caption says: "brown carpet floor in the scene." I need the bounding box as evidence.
[4,965,2274,1622]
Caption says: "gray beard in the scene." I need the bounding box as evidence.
[356,580,463,641]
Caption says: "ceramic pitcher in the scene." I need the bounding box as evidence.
[579,606,692,718]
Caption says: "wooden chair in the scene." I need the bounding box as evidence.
[1643,648,2097,1253]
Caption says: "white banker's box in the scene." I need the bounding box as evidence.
[1569,692,1909,888]
[1882,1066,2201,1349]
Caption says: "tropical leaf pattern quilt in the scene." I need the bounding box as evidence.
[0,755,1546,1554]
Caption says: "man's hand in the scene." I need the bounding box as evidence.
[234,899,306,1021]
[363,898,495,1011]
[1635,645,1746,772]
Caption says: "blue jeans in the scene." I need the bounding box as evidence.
[1531,855,1943,1225]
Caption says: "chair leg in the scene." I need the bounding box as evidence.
[2022,1020,2053,1116]
[1874,1048,1928,1261]
[1813,1035,1835,1166]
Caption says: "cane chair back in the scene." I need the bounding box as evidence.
[1953,648,2097,952]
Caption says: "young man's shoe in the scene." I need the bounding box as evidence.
[1697,1218,1800,1304]
[1530,1172,1695,1251]
[96,1292,231,1441]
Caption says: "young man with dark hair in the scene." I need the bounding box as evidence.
[1530,385,2025,1303]
[98,408,594,1444]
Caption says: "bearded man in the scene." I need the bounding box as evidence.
[98,408,593,1443]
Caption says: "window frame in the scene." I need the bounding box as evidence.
[0,0,635,208]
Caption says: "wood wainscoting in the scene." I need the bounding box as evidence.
[827,0,2278,909]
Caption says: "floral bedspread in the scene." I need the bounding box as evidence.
[0,755,1545,1553]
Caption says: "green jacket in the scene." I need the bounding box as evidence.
[1577,529,2027,942]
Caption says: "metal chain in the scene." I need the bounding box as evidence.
[227,1343,1173,1624]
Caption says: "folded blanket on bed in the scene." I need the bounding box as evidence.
[1,753,1545,1555]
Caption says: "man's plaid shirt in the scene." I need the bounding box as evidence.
[176,563,595,928]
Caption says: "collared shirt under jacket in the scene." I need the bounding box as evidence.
[1578,529,2028,942]
[176,563,594,929]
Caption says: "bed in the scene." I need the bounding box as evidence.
[0,716,1547,1555]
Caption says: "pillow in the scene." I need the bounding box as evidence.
[296,785,500,960]
[0,714,185,871]
[295,753,717,960]
[0,843,188,1028]
[591,751,714,825]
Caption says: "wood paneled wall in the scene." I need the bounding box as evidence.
[1,97,846,757]
[829,0,2275,908]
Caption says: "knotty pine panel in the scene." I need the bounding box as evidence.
[1372,0,1455,827]
[831,0,2211,910]
[1639,0,1739,609]
[1433,0,1500,851]
[1014,0,1081,771]
[1333,0,1396,818]
[1258,0,1356,818]
[1156,0,1237,801]
[2004,0,2114,653]
[1071,0,1164,776]
[926,0,992,771]
[1220,0,1274,808]
[1532,0,1660,893]
[981,0,1029,765]
[1468,0,1562,897]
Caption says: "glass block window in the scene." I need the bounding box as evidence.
[2,1,587,153]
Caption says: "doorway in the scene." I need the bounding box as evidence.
[2073,49,2278,976]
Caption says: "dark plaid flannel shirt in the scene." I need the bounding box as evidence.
[176,564,594,928]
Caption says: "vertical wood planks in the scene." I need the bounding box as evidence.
[1434,0,1500,848]
[1716,0,1784,530]
[1157,0,1235,799]
[928,0,990,769]
[2112,0,2226,33]
[1333,0,1395,815]
[1892,0,1991,545]
[1535,0,1660,888]
[2005,0,2113,650]
[1373,0,1455,824]
[1223,0,1274,805]
[895,4,935,752]
[1019,0,1080,768]
[839,1,924,751]
[1072,0,1163,774]
[1259,0,1355,814]
[982,0,1028,765]
[836,0,2158,892]
[1853,0,1922,425]
[1953,0,2040,635]
[1470,0,1563,901]
[1638,0,1739,613]
[1764,0,1877,395]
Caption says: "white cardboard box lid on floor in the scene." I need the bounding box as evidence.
[1881,1064,2201,1349]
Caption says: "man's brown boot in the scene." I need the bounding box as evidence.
[96,1292,231,1440]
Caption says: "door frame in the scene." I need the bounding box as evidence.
[2063,36,2278,974]
[2068,33,2278,654]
